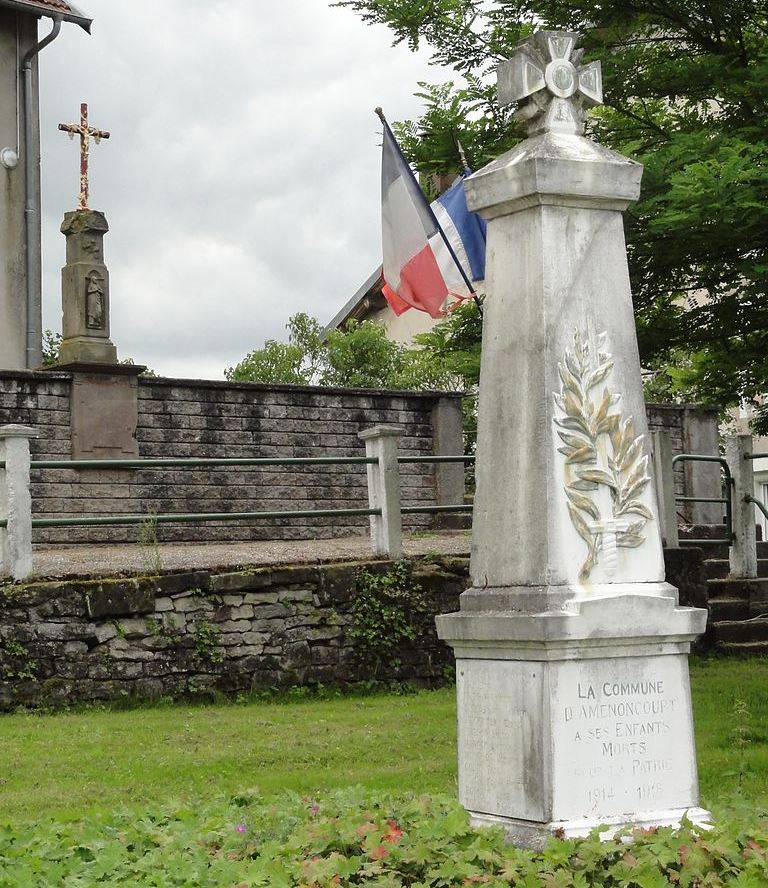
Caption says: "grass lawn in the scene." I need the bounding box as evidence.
[0,657,766,823]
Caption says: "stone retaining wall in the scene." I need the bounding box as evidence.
[0,556,468,709]
[0,548,710,709]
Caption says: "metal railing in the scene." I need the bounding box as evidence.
[671,453,733,546]
[0,424,475,581]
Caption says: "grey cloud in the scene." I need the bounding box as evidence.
[38,0,438,378]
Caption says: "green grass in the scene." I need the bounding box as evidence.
[0,657,766,823]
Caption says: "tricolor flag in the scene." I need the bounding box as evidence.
[379,116,486,318]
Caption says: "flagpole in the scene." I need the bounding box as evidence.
[375,108,483,315]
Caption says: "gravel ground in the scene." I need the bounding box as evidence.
[26,532,472,581]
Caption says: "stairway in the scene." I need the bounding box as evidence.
[679,525,768,655]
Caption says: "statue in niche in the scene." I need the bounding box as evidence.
[85,270,105,330]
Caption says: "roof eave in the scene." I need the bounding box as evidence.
[0,0,92,32]
[322,266,384,339]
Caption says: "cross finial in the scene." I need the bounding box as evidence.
[498,31,602,137]
[58,103,110,210]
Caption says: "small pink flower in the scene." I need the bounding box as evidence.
[235,822,247,834]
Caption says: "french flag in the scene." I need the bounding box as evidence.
[379,117,486,318]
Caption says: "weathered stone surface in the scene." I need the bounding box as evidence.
[87,580,154,618]
[440,31,709,845]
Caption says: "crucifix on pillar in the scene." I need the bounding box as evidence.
[58,103,110,210]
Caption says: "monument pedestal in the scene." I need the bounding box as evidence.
[437,593,709,847]
[58,209,118,366]
[436,30,710,844]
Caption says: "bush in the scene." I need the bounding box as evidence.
[1,788,766,886]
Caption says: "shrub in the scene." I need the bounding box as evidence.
[1,789,766,886]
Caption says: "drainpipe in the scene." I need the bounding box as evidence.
[21,13,62,370]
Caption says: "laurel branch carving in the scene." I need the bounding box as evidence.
[554,326,653,581]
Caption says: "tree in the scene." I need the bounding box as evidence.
[226,312,460,391]
[335,0,768,429]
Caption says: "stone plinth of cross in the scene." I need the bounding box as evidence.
[58,103,110,210]
[498,31,603,136]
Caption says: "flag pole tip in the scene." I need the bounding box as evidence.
[374,106,386,122]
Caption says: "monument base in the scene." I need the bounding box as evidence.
[59,336,117,365]
[437,594,709,846]
[468,807,712,849]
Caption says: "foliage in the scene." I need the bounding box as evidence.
[336,0,768,430]
[226,311,463,392]
[349,561,433,673]
[0,787,767,887]
[41,330,62,367]
[192,619,224,666]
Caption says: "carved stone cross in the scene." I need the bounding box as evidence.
[588,516,633,576]
[497,31,603,136]
[58,103,110,210]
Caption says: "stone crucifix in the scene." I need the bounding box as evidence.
[58,103,110,210]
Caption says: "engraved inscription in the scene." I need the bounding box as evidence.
[552,662,695,818]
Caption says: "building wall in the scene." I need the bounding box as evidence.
[0,10,39,371]
[0,371,465,544]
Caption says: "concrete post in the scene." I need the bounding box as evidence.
[432,396,466,526]
[0,424,38,581]
[726,434,757,579]
[358,425,403,559]
[651,429,679,547]
[683,408,721,524]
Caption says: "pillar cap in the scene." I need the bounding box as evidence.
[358,424,405,441]
[61,209,109,235]
[464,131,642,219]
[0,424,39,439]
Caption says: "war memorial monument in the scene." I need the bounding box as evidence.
[437,31,710,846]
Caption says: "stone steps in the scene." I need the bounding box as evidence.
[708,596,751,622]
[716,641,768,657]
[712,618,768,644]
[674,526,768,654]
[704,559,768,580]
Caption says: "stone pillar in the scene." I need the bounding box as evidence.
[0,424,38,581]
[359,425,403,559]
[683,408,721,525]
[436,30,708,845]
[432,396,466,527]
[726,434,757,579]
[652,429,679,547]
[58,209,118,366]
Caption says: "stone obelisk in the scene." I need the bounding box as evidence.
[436,31,709,845]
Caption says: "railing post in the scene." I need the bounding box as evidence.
[358,425,403,559]
[726,433,757,579]
[651,429,679,547]
[0,425,38,581]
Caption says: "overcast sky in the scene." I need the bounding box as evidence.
[38,1,439,379]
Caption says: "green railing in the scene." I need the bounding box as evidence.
[671,453,734,546]
[0,452,476,530]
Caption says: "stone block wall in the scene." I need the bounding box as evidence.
[0,371,464,544]
[0,555,468,709]
[0,371,720,546]
[0,548,714,708]
[645,403,722,524]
